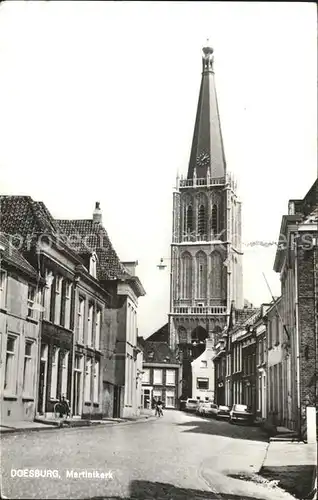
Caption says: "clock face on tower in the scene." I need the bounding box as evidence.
[196,152,210,167]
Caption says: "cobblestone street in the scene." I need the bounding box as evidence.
[1,410,294,500]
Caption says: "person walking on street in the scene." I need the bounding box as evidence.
[155,399,163,417]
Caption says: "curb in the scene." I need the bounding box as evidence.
[0,416,156,437]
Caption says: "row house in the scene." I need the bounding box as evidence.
[254,308,268,421]
[273,179,318,434]
[264,297,289,428]
[0,196,145,421]
[139,337,181,410]
[191,339,216,402]
[0,233,44,424]
[213,306,261,410]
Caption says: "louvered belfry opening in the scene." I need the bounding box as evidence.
[212,204,218,236]
[186,205,193,233]
[198,204,206,236]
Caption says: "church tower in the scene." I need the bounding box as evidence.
[169,43,243,398]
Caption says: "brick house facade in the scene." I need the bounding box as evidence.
[273,179,318,434]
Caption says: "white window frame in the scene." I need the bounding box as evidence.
[153,389,162,400]
[84,358,92,402]
[54,276,63,325]
[0,269,8,309]
[87,303,94,346]
[23,339,35,397]
[95,308,101,350]
[142,368,150,384]
[93,360,99,403]
[61,351,69,397]
[197,377,209,390]
[77,296,85,344]
[153,369,163,385]
[4,334,18,394]
[50,346,60,400]
[166,369,175,386]
[27,285,36,318]
[63,282,72,330]
[165,389,175,408]
[44,270,54,321]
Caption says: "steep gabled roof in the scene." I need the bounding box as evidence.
[0,232,38,279]
[146,323,169,342]
[140,340,178,364]
[57,219,129,281]
[0,195,59,249]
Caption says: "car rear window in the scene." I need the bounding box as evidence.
[188,400,197,404]
[234,404,250,412]
[210,404,218,408]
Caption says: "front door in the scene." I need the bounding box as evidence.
[37,360,46,414]
[72,371,82,417]
[113,386,121,418]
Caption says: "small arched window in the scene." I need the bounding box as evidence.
[198,204,206,236]
[212,204,218,236]
[186,206,193,233]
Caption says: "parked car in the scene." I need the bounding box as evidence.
[230,404,254,424]
[216,405,231,420]
[196,402,211,416]
[185,399,200,412]
[204,403,219,418]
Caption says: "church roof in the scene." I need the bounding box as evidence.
[187,44,226,180]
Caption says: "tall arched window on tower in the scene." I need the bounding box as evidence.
[181,252,192,299]
[186,205,193,234]
[196,251,207,299]
[212,204,218,236]
[210,251,222,298]
[198,204,207,237]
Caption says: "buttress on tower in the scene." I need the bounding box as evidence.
[169,44,243,394]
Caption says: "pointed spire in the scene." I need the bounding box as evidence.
[187,43,226,180]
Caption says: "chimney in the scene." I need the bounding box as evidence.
[93,202,102,224]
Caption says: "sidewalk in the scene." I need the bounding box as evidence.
[0,413,155,435]
[260,440,317,499]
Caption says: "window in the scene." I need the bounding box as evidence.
[166,390,175,408]
[27,285,36,318]
[23,340,34,396]
[0,270,7,309]
[275,316,280,345]
[166,369,175,386]
[77,296,85,344]
[95,308,101,349]
[50,346,60,399]
[212,204,218,236]
[54,276,62,324]
[197,378,209,390]
[186,205,193,233]
[4,335,17,393]
[44,270,53,321]
[90,253,97,279]
[142,368,150,384]
[200,360,207,368]
[84,358,92,402]
[153,389,162,401]
[87,303,93,346]
[60,282,71,329]
[93,361,99,403]
[198,204,206,236]
[61,351,69,397]
[153,369,163,385]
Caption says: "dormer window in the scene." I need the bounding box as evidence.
[89,252,97,279]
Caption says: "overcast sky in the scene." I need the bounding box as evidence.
[0,2,317,338]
